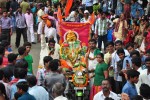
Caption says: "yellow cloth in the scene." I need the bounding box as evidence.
[104,52,111,64]
[37,9,45,22]
[20,1,30,13]
[113,18,128,40]
[104,52,114,77]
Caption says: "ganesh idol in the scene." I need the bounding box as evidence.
[60,30,87,69]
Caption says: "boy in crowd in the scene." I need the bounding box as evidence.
[16,81,35,100]
[122,69,140,99]
[10,68,27,100]
[104,41,115,92]
[2,53,18,79]
[115,48,126,93]
[16,46,26,62]
[37,56,53,85]
[27,75,49,100]
[23,42,33,74]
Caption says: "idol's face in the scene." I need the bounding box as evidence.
[66,32,77,42]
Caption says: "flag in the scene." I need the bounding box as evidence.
[59,22,91,46]
[65,0,73,17]
[88,13,95,24]
[57,7,63,22]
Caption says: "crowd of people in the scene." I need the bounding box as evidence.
[0,0,150,100]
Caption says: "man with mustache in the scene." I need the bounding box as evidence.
[93,79,119,100]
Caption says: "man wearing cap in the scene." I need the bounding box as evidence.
[80,10,95,38]
[80,10,90,23]
[39,14,57,43]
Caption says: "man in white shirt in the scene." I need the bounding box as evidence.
[132,57,143,72]
[85,39,101,88]
[80,10,90,23]
[132,57,145,94]
[65,11,77,22]
[44,23,58,43]
[136,57,150,94]
[27,75,49,100]
[38,20,60,68]
[24,8,35,44]
[94,79,119,100]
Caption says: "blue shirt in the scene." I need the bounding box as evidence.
[82,0,93,6]
[10,79,26,100]
[15,13,26,28]
[115,0,123,16]
[122,81,138,99]
[131,2,144,18]
[31,7,36,13]
[18,92,36,100]
[123,56,132,70]
[0,17,13,29]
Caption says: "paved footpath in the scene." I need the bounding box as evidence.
[11,33,40,75]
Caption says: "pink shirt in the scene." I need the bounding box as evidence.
[24,13,34,26]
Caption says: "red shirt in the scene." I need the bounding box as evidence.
[2,57,8,67]
[145,31,150,51]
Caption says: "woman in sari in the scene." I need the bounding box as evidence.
[113,13,128,41]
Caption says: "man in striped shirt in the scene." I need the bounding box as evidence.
[15,7,27,48]
[95,11,113,50]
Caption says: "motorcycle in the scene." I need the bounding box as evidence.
[64,62,93,100]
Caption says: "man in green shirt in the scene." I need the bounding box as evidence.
[20,0,30,13]
[23,42,33,74]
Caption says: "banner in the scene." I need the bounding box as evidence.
[65,0,73,17]
[59,22,91,46]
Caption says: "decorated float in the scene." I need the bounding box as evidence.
[60,30,89,87]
